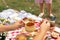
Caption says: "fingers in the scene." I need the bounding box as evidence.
[47,21,50,27]
[42,19,50,27]
[43,19,50,23]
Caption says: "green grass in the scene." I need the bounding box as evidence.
[0,0,60,24]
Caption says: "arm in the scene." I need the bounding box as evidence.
[0,20,25,32]
[33,19,50,40]
[57,37,60,40]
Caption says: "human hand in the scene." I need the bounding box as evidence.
[57,37,60,40]
[14,20,25,28]
[33,19,50,40]
[40,19,50,32]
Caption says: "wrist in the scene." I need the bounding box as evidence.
[40,29,48,33]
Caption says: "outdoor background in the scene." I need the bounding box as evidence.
[0,0,60,25]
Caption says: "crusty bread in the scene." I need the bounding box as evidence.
[15,34,27,40]
[25,21,36,32]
